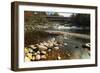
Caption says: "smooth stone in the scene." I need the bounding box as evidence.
[82,43,90,49]
[41,51,47,55]
[67,53,71,56]
[32,56,35,61]
[51,38,55,42]
[37,44,48,51]
[24,47,29,54]
[34,52,38,55]
[43,42,49,47]
[27,53,33,59]
[41,55,47,60]
[48,49,52,52]
[40,43,44,46]
[54,47,59,50]
[86,43,90,47]
[54,43,58,46]
[64,36,68,39]
[57,56,61,60]
[37,51,40,54]
[64,43,68,46]
[48,43,53,48]
[30,45,37,49]
[25,56,30,62]
[29,48,33,53]
[36,54,41,60]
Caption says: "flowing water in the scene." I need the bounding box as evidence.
[45,28,90,59]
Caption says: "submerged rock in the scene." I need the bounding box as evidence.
[64,43,68,46]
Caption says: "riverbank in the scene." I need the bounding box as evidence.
[24,30,90,61]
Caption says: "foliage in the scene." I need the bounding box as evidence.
[49,12,59,16]
[24,11,50,32]
[70,14,90,27]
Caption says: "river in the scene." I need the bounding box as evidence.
[44,27,90,59]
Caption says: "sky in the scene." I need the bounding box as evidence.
[47,12,73,17]
[58,13,73,17]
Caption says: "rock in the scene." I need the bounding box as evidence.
[34,52,38,55]
[82,43,90,49]
[48,49,52,52]
[41,51,47,55]
[41,55,47,60]
[36,54,41,60]
[57,40,64,45]
[29,48,33,53]
[56,36,64,44]
[64,36,68,39]
[48,42,53,48]
[43,42,49,47]
[32,56,35,61]
[67,53,71,57]
[54,42,58,46]
[27,53,32,59]
[25,56,30,62]
[51,38,55,42]
[54,47,59,50]
[64,43,68,46]
[47,40,51,43]
[29,45,37,49]
[24,47,29,54]
[57,56,61,60]
[40,43,44,46]
[86,43,90,47]
[37,51,40,54]
[37,44,48,51]
[59,44,63,46]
